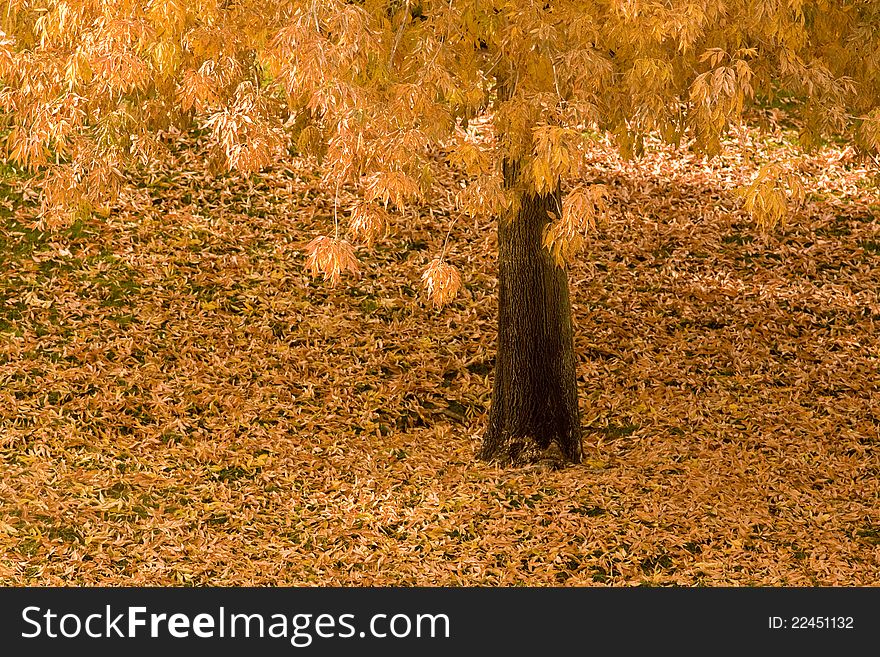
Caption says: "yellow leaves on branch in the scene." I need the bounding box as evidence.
[626,57,674,112]
[297,124,326,159]
[543,184,608,267]
[146,0,188,38]
[856,109,880,155]
[348,200,389,244]
[0,30,16,79]
[421,258,461,308]
[89,49,152,98]
[64,49,92,88]
[447,118,508,220]
[177,61,222,114]
[530,124,581,195]
[494,99,537,163]
[128,131,166,166]
[263,1,376,115]
[305,236,360,286]
[364,170,422,209]
[740,163,805,232]
[38,152,122,230]
[456,174,510,219]
[689,48,755,155]
[150,39,182,79]
[5,127,48,170]
[5,87,86,168]
[33,0,88,48]
[3,0,878,269]
[38,164,80,229]
[183,26,240,63]
[202,81,285,174]
[448,139,492,177]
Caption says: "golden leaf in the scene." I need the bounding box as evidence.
[304,236,360,285]
[421,258,461,307]
[542,184,608,266]
[740,163,804,232]
[456,174,509,218]
[348,200,389,244]
[364,170,422,209]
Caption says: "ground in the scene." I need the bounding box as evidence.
[0,124,878,585]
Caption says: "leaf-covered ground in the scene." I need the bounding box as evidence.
[1,127,878,585]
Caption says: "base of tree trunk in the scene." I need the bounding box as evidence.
[480,432,576,470]
[479,186,582,469]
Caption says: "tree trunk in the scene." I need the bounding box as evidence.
[479,163,582,468]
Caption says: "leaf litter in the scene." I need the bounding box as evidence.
[0,124,878,586]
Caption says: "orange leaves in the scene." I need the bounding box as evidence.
[264,1,376,116]
[33,134,124,228]
[348,200,389,244]
[560,47,612,106]
[0,30,15,80]
[5,127,48,170]
[699,47,728,70]
[325,2,376,55]
[203,81,285,174]
[150,39,182,78]
[37,164,80,229]
[856,109,880,155]
[689,49,755,155]
[494,99,536,163]
[146,0,188,37]
[542,184,608,266]
[297,124,326,159]
[2,0,878,247]
[128,130,166,166]
[0,30,27,86]
[33,0,83,48]
[305,236,360,286]
[183,26,240,62]
[691,58,754,108]
[456,175,509,219]
[447,140,492,177]
[627,57,674,97]
[421,258,461,308]
[364,170,422,209]
[530,124,581,195]
[64,49,92,88]
[177,62,221,114]
[89,49,152,97]
[739,163,805,232]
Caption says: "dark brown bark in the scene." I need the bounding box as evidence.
[479,163,582,468]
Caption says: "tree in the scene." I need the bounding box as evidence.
[2,0,879,466]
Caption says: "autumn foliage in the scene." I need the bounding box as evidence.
[2,0,879,304]
[1,0,880,584]
[1,124,878,584]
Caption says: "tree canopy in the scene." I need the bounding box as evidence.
[3,0,879,301]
